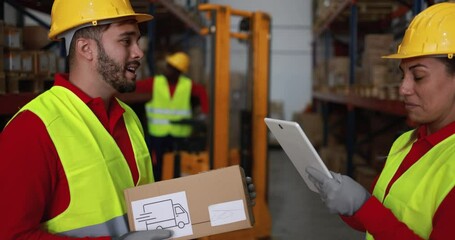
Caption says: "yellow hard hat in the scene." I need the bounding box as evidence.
[383,3,455,59]
[48,0,153,40]
[166,52,190,73]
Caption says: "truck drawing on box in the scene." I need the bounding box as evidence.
[135,199,190,230]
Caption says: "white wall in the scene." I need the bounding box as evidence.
[209,0,313,120]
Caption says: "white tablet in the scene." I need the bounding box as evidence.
[264,117,332,192]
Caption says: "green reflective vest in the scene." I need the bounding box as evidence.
[12,86,154,237]
[145,74,192,137]
[366,130,455,239]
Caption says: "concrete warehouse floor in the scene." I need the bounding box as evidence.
[267,149,365,240]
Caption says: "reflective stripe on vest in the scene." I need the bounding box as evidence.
[145,107,191,116]
[59,214,128,237]
[145,75,192,137]
[13,86,154,237]
[366,130,455,239]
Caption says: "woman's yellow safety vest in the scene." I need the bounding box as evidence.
[145,75,192,137]
[366,130,455,239]
[13,86,154,237]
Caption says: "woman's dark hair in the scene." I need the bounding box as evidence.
[436,56,455,76]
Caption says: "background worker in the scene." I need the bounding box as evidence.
[135,52,209,181]
[306,3,455,239]
[0,0,173,239]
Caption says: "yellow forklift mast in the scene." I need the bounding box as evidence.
[197,4,272,239]
[148,3,272,239]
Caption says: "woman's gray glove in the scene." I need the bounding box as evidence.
[246,176,256,206]
[114,229,173,240]
[306,166,370,216]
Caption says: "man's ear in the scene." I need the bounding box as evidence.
[75,38,94,61]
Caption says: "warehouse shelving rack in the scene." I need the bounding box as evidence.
[0,0,205,121]
[312,0,425,176]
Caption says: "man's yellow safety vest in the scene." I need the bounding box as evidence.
[366,130,455,239]
[145,75,192,137]
[13,86,154,237]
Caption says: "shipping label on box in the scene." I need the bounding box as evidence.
[124,165,254,240]
[131,191,193,237]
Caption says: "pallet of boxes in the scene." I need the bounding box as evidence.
[2,23,66,94]
[360,34,401,99]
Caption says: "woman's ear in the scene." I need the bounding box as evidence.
[75,38,94,61]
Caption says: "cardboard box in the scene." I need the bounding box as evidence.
[4,50,21,72]
[4,26,22,50]
[22,26,51,50]
[0,72,5,94]
[124,165,254,239]
[293,112,323,148]
[364,34,394,50]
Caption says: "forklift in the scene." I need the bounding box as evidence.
[161,4,272,239]
[120,2,272,239]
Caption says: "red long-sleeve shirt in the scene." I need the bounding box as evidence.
[135,76,209,114]
[0,74,140,240]
[342,123,455,239]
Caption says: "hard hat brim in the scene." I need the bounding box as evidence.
[48,13,153,40]
[166,60,187,73]
[382,52,455,59]
[381,53,412,59]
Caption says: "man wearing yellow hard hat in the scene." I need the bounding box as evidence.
[0,0,174,239]
[306,2,455,239]
[135,52,209,181]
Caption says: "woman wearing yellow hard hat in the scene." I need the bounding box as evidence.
[0,0,173,239]
[306,2,455,239]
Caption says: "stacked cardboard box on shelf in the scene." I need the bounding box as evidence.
[328,56,350,94]
[3,25,26,93]
[292,110,323,149]
[2,24,66,94]
[313,61,327,92]
[384,38,404,100]
[360,34,400,99]
[319,143,347,174]
[317,135,368,176]
[316,130,380,188]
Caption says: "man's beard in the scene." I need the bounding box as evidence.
[96,41,137,93]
